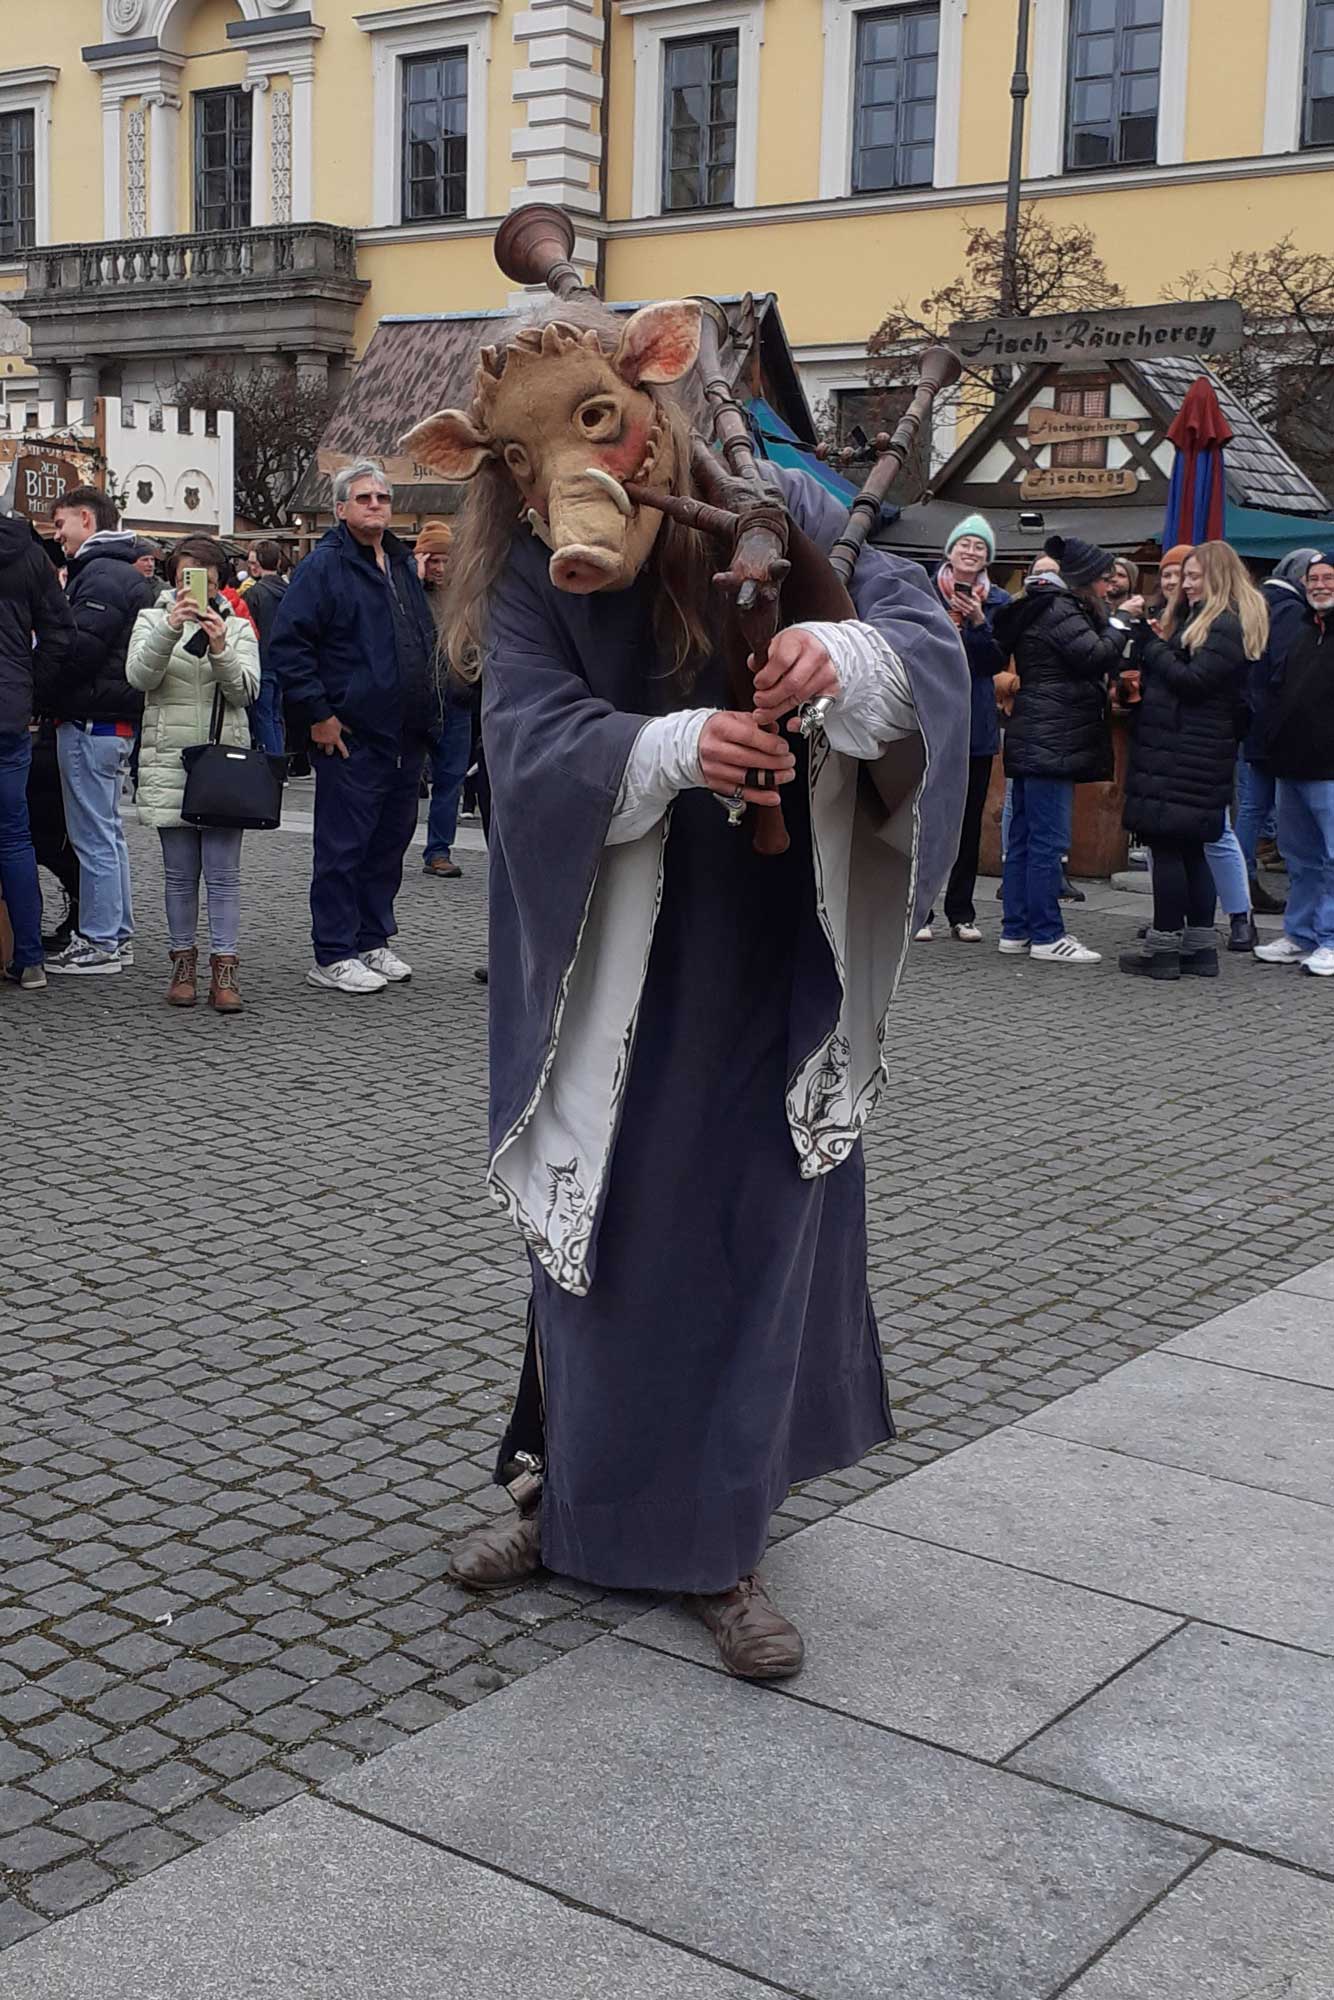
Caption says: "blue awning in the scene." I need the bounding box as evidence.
[1224,501,1334,560]
[747,396,870,507]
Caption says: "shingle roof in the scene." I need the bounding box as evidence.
[1139,356,1329,516]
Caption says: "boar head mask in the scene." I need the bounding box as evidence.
[401,301,702,595]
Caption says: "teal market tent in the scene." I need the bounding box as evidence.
[1224,501,1334,560]
[748,396,865,506]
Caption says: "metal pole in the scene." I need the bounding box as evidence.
[1001,0,1033,316]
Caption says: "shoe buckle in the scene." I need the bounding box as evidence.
[502,1450,544,1516]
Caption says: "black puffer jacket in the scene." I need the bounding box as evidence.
[1122,610,1251,843]
[0,515,74,734]
[994,583,1123,782]
[57,531,154,724]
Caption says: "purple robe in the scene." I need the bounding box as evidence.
[482,469,968,1591]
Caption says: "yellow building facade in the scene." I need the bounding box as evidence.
[3,0,1332,427]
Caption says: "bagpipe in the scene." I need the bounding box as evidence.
[493,203,961,855]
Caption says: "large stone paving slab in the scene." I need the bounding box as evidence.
[1281,1257,1334,1302]
[1064,1849,1334,1998]
[332,1636,1202,2000]
[1162,1289,1334,1390]
[1,1794,776,1999]
[1010,1622,1334,1872]
[622,1517,1178,1759]
[848,1429,1334,1653]
[1017,1350,1334,1503]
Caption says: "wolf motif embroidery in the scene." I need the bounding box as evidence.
[544,1159,586,1239]
[791,1033,858,1172]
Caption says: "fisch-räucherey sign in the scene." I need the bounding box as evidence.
[950,300,1243,367]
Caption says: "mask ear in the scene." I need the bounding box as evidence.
[613,301,702,388]
[400,410,493,480]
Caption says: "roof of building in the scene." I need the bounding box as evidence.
[291,292,817,519]
[1136,356,1330,516]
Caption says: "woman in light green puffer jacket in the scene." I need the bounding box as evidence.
[126,536,260,1012]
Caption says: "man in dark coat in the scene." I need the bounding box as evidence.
[992,534,1130,964]
[45,487,153,975]
[269,461,438,994]
[1257,552,1334,977]
[0,511,75,985]
[1236,547,1322,913]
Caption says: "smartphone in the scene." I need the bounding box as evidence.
[182,567,209,616]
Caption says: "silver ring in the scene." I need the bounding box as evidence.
[719,786,746,827]
[797,696,834,740]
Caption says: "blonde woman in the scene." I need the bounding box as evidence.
[127,536,260,1011]
[1120,542,1269,980]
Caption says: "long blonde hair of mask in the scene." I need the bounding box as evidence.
[1162,541,1269,660]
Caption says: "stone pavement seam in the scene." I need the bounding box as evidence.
[1040,1846,1217,2000]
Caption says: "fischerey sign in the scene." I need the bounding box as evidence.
[950,300,1243,368]
[1021,466,1139,500]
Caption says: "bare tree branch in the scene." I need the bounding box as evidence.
[170,364,336,527]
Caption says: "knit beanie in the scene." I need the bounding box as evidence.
[1161,543,1193,570]
[416,518,454,558]
[945,512,996,561]
[1304,550,1334,576]
[1044,533,1113,588]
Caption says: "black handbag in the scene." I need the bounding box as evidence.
[181,687,286,831]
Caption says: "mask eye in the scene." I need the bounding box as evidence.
[503,443,532,481]
[575,398,621,442]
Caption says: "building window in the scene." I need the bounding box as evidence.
[193,88,252,233]
[661,33,738,212]
[852,7,938,194]
[1065,0,1162,171]
[1306,0,1334,145]
[0,109,35,258]
[401,50,468,221]
[1051,380,1111,467]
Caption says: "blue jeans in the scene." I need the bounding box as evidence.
[311,739,424,964]
[0,731,44,968]
[1204,823,1251,917]
[424,702,472,863]
[1277,778,1334,952]
[1002,776,1072,946]
[159,825,243,956]
[1233,755,1276,874]
[252,672,286,758]
[56,724,134,953]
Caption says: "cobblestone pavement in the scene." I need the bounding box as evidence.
[2,814,1331,1947]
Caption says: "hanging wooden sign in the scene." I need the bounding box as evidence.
[950,300,1244,366]
[1026,407,1144,446]
[1021,466,1139,499]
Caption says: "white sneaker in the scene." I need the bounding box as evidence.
[45,935,122,976]
[914,924,934,942]
[998,937,1030,955]
[1030,935,1101,964]
[1302,945,1334,977]
[307,957,387,994]
[118,941,135,968]
[360,947,412,982]
[950,923,983,942]
[1254,935,1310,965]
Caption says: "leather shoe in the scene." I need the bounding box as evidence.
[450,1509,543,1589]
[685,1574,804,1680]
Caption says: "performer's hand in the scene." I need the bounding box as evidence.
[698,711,796,808]
[749,629,840,728]
[310,716,351,759]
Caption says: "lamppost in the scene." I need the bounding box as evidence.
[1000,0,1033,317]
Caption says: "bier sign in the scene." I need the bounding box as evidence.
[13,452,81,520]
[1022,466,1138,500]
[950,300,1243,367]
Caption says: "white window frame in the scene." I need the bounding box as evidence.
[1029,0,1188,178]
[621,0,764,220]
[356,0,500,227]
[0,67,57,254]
[1264,0,1307,154]
[819,0,964,200]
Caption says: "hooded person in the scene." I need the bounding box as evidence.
[422,293,968,1679]
[1255,550,1334,975]
[1234,545,1325,911]
[991,533,1130,963]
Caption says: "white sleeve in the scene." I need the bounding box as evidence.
[606,707,717,845]
[792,619,918,760]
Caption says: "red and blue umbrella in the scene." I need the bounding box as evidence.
[1163,376,1233,548]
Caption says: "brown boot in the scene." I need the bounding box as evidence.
[450,1508,543,1589]
[686,1574,805,1681]
[166,948,198,1007]
[208,954,243,1014]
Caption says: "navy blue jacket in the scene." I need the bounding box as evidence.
[59,531,153,724]
[1246,577,1311,767]
[268,524,438,749]
[0,515,74,734]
